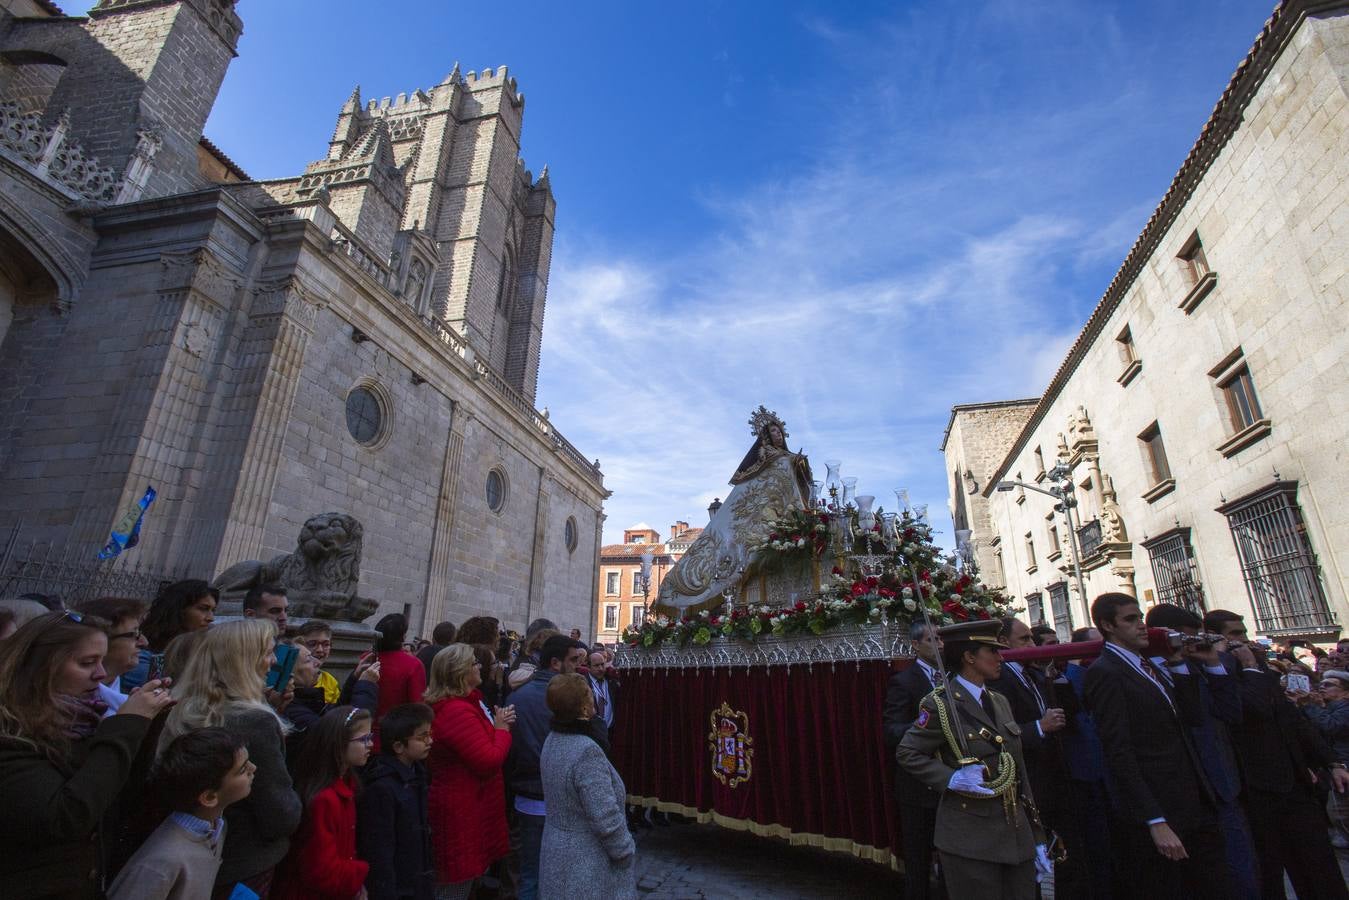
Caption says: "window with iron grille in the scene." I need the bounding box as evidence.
[1046,581,1072,641]
[1218,481,1335,634]
[1143,528,1205,614]
[603,604,618,630]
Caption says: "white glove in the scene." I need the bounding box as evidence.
[1034,844,1054,883]
[947,763,994,796]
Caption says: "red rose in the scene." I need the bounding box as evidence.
[977,609,991,620]
[831,566,844,576]
[795,601,807,612]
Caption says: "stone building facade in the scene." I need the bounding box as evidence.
[943,0,1349,642]
[0,0,607,635]
[595,521,702,644]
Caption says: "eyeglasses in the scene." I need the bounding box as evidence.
[349,733,375,745]
[302,640,332,651]
[109,629,143,642]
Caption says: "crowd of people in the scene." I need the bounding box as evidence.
[885,594,1349,900]
[0,583,635,900]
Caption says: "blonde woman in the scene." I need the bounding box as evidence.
[163,619,301,898]
[425,643,517,899]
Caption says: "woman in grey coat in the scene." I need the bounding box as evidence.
[538,673,636,900]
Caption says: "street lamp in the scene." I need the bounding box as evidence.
[995,464,1089,619]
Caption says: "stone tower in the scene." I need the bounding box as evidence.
[53,0,242,198]
[299,66,555,403]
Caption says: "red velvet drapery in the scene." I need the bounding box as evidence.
[612,660,900,867]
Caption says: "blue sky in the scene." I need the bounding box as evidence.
[75,0,1277,546]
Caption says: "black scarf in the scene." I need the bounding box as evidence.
[550,717,612,759]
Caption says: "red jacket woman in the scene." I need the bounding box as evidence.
[425,644,516,888]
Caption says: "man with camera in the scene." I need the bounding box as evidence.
[1084,593,1229,898]
[1203,608,1349,900]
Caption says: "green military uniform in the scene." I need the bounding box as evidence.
[895,627,1044,899]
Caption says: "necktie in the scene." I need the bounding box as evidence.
[980,690,998,723]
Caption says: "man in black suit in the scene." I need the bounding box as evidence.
[1084,593,1229,899]
[883,621,944,900]
[1203,609,1349,900]
[988,618,1083,895]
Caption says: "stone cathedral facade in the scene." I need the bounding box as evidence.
[0,0,607,635]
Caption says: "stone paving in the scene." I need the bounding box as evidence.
[631,822,904,899]
[632,819,1349,899]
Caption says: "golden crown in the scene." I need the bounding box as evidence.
[747,405,788,440]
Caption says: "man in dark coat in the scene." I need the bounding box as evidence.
[1204,608,1349,900]
[1085,593,1228,899]
[882,620,945,900]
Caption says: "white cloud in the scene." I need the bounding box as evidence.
[536,6,1155,547]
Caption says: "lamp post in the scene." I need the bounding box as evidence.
[996,463,1089,619]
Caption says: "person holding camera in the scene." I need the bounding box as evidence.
[0,610,176,898]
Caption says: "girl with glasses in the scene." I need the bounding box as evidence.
[0,610,175,899]
[273,706,373,900]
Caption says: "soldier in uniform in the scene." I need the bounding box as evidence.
[895,620,1049,900]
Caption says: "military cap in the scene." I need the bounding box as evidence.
[937,619,1006,647]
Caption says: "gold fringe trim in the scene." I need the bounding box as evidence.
[626,794,901,872]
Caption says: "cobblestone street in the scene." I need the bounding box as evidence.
[632,823,903,899]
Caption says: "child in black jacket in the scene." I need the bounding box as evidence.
[357,703,436,900]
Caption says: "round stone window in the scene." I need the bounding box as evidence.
[486,468,507,513]
[345,387,383,445]
[565,516,578,553]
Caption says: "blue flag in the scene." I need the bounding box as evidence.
[98,486,157,560]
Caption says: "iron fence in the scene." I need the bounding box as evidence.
[0,526,186,607]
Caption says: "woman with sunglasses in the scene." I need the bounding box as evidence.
[162,619,302,898]
[0,610,175,899]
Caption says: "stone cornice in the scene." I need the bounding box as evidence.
[984,0,1346,491]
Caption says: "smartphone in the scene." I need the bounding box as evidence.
[266,643,300,691]
[146,651,166,683]
[1287,673,1311,693]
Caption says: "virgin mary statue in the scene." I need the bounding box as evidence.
[655,406,814,616]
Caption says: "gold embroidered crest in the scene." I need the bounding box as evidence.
[708,701,753,788]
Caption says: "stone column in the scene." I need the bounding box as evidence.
[421,406,468,634]
[214,278,321,571]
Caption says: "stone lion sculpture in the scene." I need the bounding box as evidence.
[214,513,377,622]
